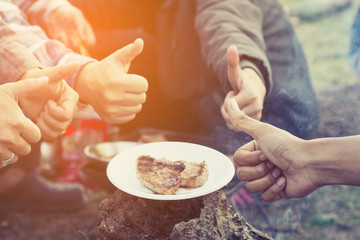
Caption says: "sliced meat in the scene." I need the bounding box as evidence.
[179,161,209,188]
[136,155,185,195]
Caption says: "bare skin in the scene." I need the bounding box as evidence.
[225,97,360,202]
[41,4,96,53]
[19,63,80,141]
[221,45,266,131]
[75,38,148,124]
[0,77,49,167]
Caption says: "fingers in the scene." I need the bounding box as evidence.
[5,77,49,101]
[245,167,282,192]
[221,91,240,131]
[38,63,80,84]
[233,149,263,167]
[261,176,286,202]
[79,21,96,47]
[53,82,79,121]
[226,45,242,92]
[113,38,144,67]
[226,98,264,138]
[38,100,74,130]
[0,149,19,168]
[19,117,42,144]
[122,74,149,93]
[36,86,78,141]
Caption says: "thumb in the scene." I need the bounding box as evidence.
[35,62,80,84]
[7,76,49,101]
[227,98,264,138]
[112,38,144,68]
[227,45,243,92]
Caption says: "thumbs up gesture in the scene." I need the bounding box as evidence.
[221,45,266,131]
[0,77,49,164]
[75,38,149,124]
[19,63,80,141]
[225,98,319,202]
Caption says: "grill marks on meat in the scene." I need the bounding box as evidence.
[180,161,209,188]
[136,155,209,195]
[136,155,185,195]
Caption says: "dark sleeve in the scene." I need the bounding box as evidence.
[194,0,272,93]
[0,17,41,83]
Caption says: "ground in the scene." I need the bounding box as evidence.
[2,1,360,240]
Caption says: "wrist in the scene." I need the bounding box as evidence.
[75,61,97,104]
[305,138,349,187]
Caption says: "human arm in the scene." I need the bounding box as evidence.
[0,77,49,167]
[0,17,42,83]
[74,38,148,124]
[11,0,95,52]
[194,0,270,127]
[1,4,147,125]
[0,14,79,141]
[194,0,272,94]
[225,98,360,202]
[220,45,266,132]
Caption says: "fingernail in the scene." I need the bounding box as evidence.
[229,98,239,114]
[266,162,274,169]
[259,153,267,161]
[276,177,286,186]
[272,168,281,178]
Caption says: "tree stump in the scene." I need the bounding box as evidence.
[97,84,360,240]
[97,188,272,240]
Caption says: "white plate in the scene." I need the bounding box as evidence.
[84,141,142,162]
[106,141,235,200]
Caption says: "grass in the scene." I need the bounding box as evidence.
[280,0,360,91]
[238,1,360,240]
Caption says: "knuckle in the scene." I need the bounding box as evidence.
[18,143,32,156]
[256,163,268,176]
[245,182,257,193]
[236,169,246,181]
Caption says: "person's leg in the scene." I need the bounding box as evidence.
[0,142,40,193]
[0,142,85,212]
[261,2,319,139]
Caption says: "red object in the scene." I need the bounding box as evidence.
[57,119,107,188]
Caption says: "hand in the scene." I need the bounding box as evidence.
[19,63,80,141]
[221,45,266,131]
[75,38,148,124]
[45,5,95,52]
[35,80,79,141]
[225,98,319,202]
[19,63,79,120]
[0,77,49,167]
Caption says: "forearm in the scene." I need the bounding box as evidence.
[12,0,71,27]
[194,0,271,93]
[307,135,360,187]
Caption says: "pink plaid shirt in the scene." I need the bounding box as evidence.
[0,0,95,87]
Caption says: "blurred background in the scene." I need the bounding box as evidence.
[240,0,360,239]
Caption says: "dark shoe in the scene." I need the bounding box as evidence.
[0,171,85,212]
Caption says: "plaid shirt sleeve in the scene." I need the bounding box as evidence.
[0,17,42,83]
[0,1,96,88]
[12,0,71,27]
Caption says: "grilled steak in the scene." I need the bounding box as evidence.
[136,155,185,195]
[179,161,209,188]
